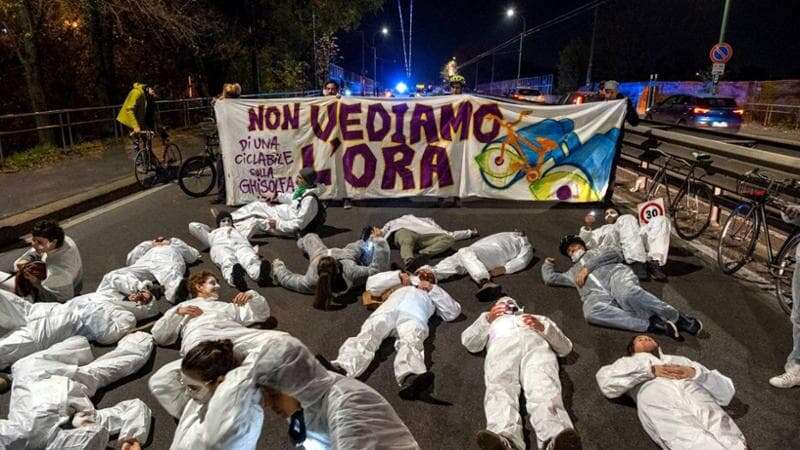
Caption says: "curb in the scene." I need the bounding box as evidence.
[0,176,142,247]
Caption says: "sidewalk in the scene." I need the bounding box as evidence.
[0,128,205,243]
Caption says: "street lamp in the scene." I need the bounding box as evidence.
[506,7,526,86]
[371,26,390,95]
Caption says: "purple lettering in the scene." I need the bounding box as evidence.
[301,144,331,185]
[266,106,281,129]
[390,104,409,144]
[420,144,454,188]
[440,101,473,141]
[382,144,415,190]
[311,103,338,141]
[339,103,363,141]
[367,103,391,141]
[343,144,377,188]
[282,103,300,129]
[247,105,264,131]
[410,104,438,144]
[472,104,503,143]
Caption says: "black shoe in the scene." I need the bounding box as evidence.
[315,355,346,376]
[647,260,667,282]
[647,316,680,340]
[676,315,703,336]
[398,372,435,400]
[475,430,515,450]
[231,264,248,292]
[405,254,429,272]
[476,282,503,302]
[0,373,11,394]
[399,373,419,391]
[258,260,272,287]
[547,428,581,450]
[631,262,649,281]
[148,283,165,300]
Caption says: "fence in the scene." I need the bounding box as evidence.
[328,63,377,96]
[742,103,800,129]
[475,74,554,96]
[0,90,322,161]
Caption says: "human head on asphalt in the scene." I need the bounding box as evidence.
[627,334,660,357]
[216,211,234,228]
[181,339,241,404]
[188,271,220,299]
[315,255,346,309]
[31,219,65,252]
[604,207,620,224]
[559,234,587,262]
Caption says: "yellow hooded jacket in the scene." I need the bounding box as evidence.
[116,83,147,130]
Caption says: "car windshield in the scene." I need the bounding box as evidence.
[516,89,541,96]
[696,97,737,108]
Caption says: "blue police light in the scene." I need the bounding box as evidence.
[395,82,408,94]
[344,88,352,96]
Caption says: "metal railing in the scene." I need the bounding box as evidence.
[0,90,322,161]
[742,102,800,129]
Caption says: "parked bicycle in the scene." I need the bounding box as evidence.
[178,119,220,197]
[643,148,715,240]
[132,128,182,188]
[717,168,800,315]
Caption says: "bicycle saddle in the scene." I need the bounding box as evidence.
[692,152,712,162]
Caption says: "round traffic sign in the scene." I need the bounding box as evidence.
[639,200,665,224]
[709,43,733,64]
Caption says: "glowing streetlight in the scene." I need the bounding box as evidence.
[505,7,525,86]
[506,8,515,17]
[381,26,389,35]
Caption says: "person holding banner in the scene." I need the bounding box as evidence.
[189,211,271,291]
[579,208,669,281]
[229,167,325,238]
[381,214,478,272]
[433,231,534,302]
[271,228,391,310]
[770,201,800,388]
[328,266,461,390]
[601,80,639,205]
[542,235,702,339]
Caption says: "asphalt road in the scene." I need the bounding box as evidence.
[1,183,798,449]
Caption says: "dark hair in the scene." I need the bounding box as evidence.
[15,261,47,298]
[626,335,648,356]
[324,79,339,89]
[182,339,240,382]
[216,211,233,228]
[314,256,337,309]
[188,270,216,297]
[558,234,586,257]
[32,220,65,248]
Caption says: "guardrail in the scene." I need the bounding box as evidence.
[742,102,800,129]
[0,90,323,161]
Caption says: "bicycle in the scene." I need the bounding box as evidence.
[132,128,182,188]
[717,168,800,315]
[178,119,220,197]
[643,148,715,240]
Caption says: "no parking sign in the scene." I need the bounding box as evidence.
[637,198,666,225]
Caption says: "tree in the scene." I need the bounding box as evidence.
[557,38,589,94]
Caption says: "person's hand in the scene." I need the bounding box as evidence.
[264,192,277,203]
[399,272,411,286]
[417,280,433,292]
[121,440,141,450]
[575,266,589,287]
[177,305,203,317]
[370,227,384,238]
[652,364,696,380]
[487,303,506,323]
[545,257,556,265]
[584,212,596,227]
[232,292,252,305]
[522,314,545,332]
[470,228,479,237]
[267,219,277,230]
[489,266,506,278]
[130,291,153,305]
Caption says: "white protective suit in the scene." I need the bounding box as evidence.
[381,214,476,242]
[272,233,390,294]
[580,215,670,266]
[781,209,800,372]
[332,270,461,384]
[596,350,747,450]
[541,247,679,332]
[434,232,533,284]
[206,335,420,450]
[151,289,280,356]
[462,308,574,450]
[188,222,263,287]
[0,290,155,369]
[230,186,323,238]
[0,332,154,450]
[0,236,83,302]
[97,238,200,303]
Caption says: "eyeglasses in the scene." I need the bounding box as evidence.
[178,372,212,392]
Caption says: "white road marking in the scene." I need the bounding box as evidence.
[62,184,174,230]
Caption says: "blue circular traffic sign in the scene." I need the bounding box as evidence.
[709,43,733,64]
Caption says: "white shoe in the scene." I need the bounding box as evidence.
[343,199,353,209]
[769,370,800,388]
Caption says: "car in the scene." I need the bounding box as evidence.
[560,91,602,105]
[507,87,545,103]
[645,95,743,132]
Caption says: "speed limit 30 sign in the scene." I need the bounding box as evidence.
[637,198,666,225]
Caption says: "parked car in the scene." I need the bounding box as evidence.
[507,87,544,103]
[645,95,743,131]
[560,91,602,105]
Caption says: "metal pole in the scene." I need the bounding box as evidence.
[360,31,365,75]
[516,16,525,86]
[373,46,378,96]
[718,0,732,43]
[585,6,598,87]
[312,11,318,89]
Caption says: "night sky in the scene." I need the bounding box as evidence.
[337,0,799,87]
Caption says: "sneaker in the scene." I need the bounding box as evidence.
[647,260,667,282]
[476,282,503,302]
[0,373,11,394]
[231,264,248,292]
[148,283,166,300]
[676,315,703,336]
[315,355,346,376]
[648,316,681,340]
[546,428,581,450]
[631,262,649,281]
[343,198,353,209]
[475,430,516,450]
[769,370,800,389]
[405,254,429,272]
[399,373,419,390]
[258,259,272,286]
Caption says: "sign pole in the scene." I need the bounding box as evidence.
[718,0,732,44]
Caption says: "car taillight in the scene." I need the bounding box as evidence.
[692,107,710,114]
[574,96,584,104]
[733,108,744,115]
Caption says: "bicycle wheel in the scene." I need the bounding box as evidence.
[133,149,157,188]
[161,143,183,180]
[717,203,759,274]
[672,181,713,240]
[774,233,800,316]
[178,156,217,197]
[645,174,672,212]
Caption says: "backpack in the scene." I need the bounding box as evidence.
[298,192,327,232]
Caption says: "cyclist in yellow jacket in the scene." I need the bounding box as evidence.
[117,83,157,134]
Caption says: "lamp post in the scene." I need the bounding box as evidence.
[506,7,526,88]
[372,26,389,95]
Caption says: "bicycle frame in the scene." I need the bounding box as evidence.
[646,156,701,212]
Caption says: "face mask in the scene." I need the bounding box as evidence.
[570,249,585,262]
[71,411,95,428]
[605,210,619,223]
[288,409,307,446]
[181,372,215,404]
[501,299,522,315]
